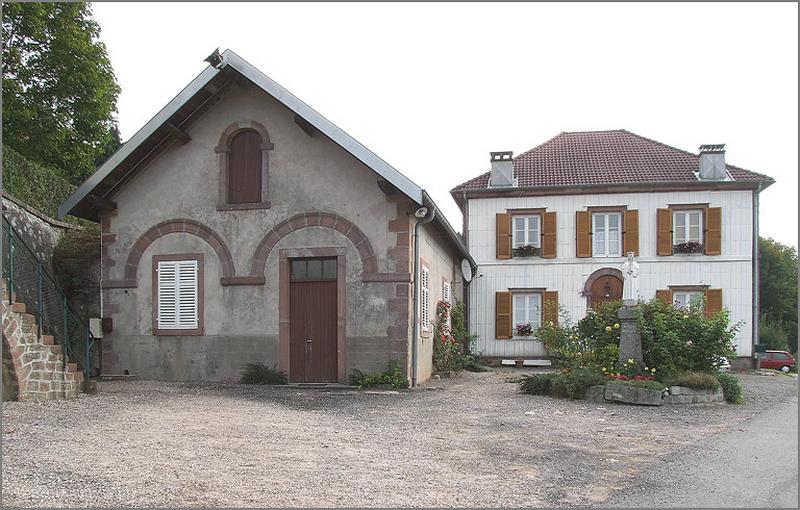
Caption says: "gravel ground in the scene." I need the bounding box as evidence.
[1,371,796,507]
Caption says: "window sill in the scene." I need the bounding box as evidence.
[512,336,542,341]
[153,328,204,336]
[217,201,272,211]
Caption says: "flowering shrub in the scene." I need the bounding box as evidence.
[536,299,738,379]
[515,322,534,336]
[433,300,470,372]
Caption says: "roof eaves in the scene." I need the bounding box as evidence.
[58,64,221,219]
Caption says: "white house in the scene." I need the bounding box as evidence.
[450,130,774,368]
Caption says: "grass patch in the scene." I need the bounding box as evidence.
[716,373,744,404]
[349,361,408,389]
[664,371,720,391]
[239,362,288,385]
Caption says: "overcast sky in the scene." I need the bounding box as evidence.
[93,2,798,247]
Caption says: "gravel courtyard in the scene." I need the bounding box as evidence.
[2,371,796,507]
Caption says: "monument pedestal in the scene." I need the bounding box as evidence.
[617,304,643,367]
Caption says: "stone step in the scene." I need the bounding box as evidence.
[49,344,62,356]
[41,335,55,345]
[10,302,27,313]
[67,362,78,373]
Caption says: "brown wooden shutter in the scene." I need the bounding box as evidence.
[623,209,640,256]
[705,288,723,317]
[541,212,557,259]
[656,208,673,256]
[543,291,559,325]
[655,289,672,304]
[228,130,262,204]
[576,211,592,258]
[705,207,722,255]
[496,213,512,259]
[495,291,512,339]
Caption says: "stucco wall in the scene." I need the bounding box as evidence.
[417,220,458,380]
[101,85,417,381]
[467,189,755,358]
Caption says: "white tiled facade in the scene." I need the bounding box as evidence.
[467,189,756,359]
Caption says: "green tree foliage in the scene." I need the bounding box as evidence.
[2,2,120,185]
[759,237,798,351]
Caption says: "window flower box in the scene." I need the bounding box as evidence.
[673,241,704,254]
[512,245,542,258]
[515,322,534,337]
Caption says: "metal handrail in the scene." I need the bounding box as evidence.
[2,216,96,376]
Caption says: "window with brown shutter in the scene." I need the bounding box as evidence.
[228,129,263,204]
[623,209,639,256]
[543,290,559,325]
[495,291,512,339]
[655,289,672,304]
[576,211,592,258]
[496,213,512,259]
[704,288,723,317]
[705,207,722,255]
[541,212,557,258]
[656,208,673,256]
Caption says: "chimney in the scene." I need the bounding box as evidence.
[489,151,515,187]
[698,144,727,180]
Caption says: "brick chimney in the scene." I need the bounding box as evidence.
[489,151,515,187]
[698,144,727,180]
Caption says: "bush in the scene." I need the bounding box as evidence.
[520,369,605,399]
[664,371,720,391]
[518,373,556,395]
[759,314,790,351]
[349,360,408,389]
[716,373,744,404]
[239,362,288,385]
[639,298,739,377]
[433,300,471,372]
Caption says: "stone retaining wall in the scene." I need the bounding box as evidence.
[585,383,725,406]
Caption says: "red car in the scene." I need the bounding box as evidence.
[759,350,797,372]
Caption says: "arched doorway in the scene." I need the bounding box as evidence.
[583,268,623,309]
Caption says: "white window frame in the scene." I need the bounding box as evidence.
[156,259,200,331]
[673,290,704,311]
[673,210,703,245]
[420,266,431,331]
[512,215,541,249]
[512,292,542,337]
[591,212,623,257]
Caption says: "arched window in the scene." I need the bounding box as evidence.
[228,129,262,204]
[216,121,274,210]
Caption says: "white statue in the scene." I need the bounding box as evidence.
[621,252,640,305]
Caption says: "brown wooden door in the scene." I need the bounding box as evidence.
[589,275,622,309]
[289,259,338,383]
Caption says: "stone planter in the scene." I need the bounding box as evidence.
[603,381,665,406]
[584,385,606,403]
[663,385,724,404]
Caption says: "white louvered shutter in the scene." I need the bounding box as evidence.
[157,260,198,330]
[443,281,451,328]
[421,267,430,331]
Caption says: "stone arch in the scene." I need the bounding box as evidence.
[123,219,236,284]
[215,121,274,207]
[251,212,378,278]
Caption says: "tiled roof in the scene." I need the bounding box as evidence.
[451,130,774,192]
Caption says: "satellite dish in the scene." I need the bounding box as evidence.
[461,259,473,283]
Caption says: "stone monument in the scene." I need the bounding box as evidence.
[618,252,643,366]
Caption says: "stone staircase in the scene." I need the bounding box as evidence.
[2,282,84,401]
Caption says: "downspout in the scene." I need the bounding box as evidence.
[461,190,471,348]
[411,203,436,387]
[752,184,761,366]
